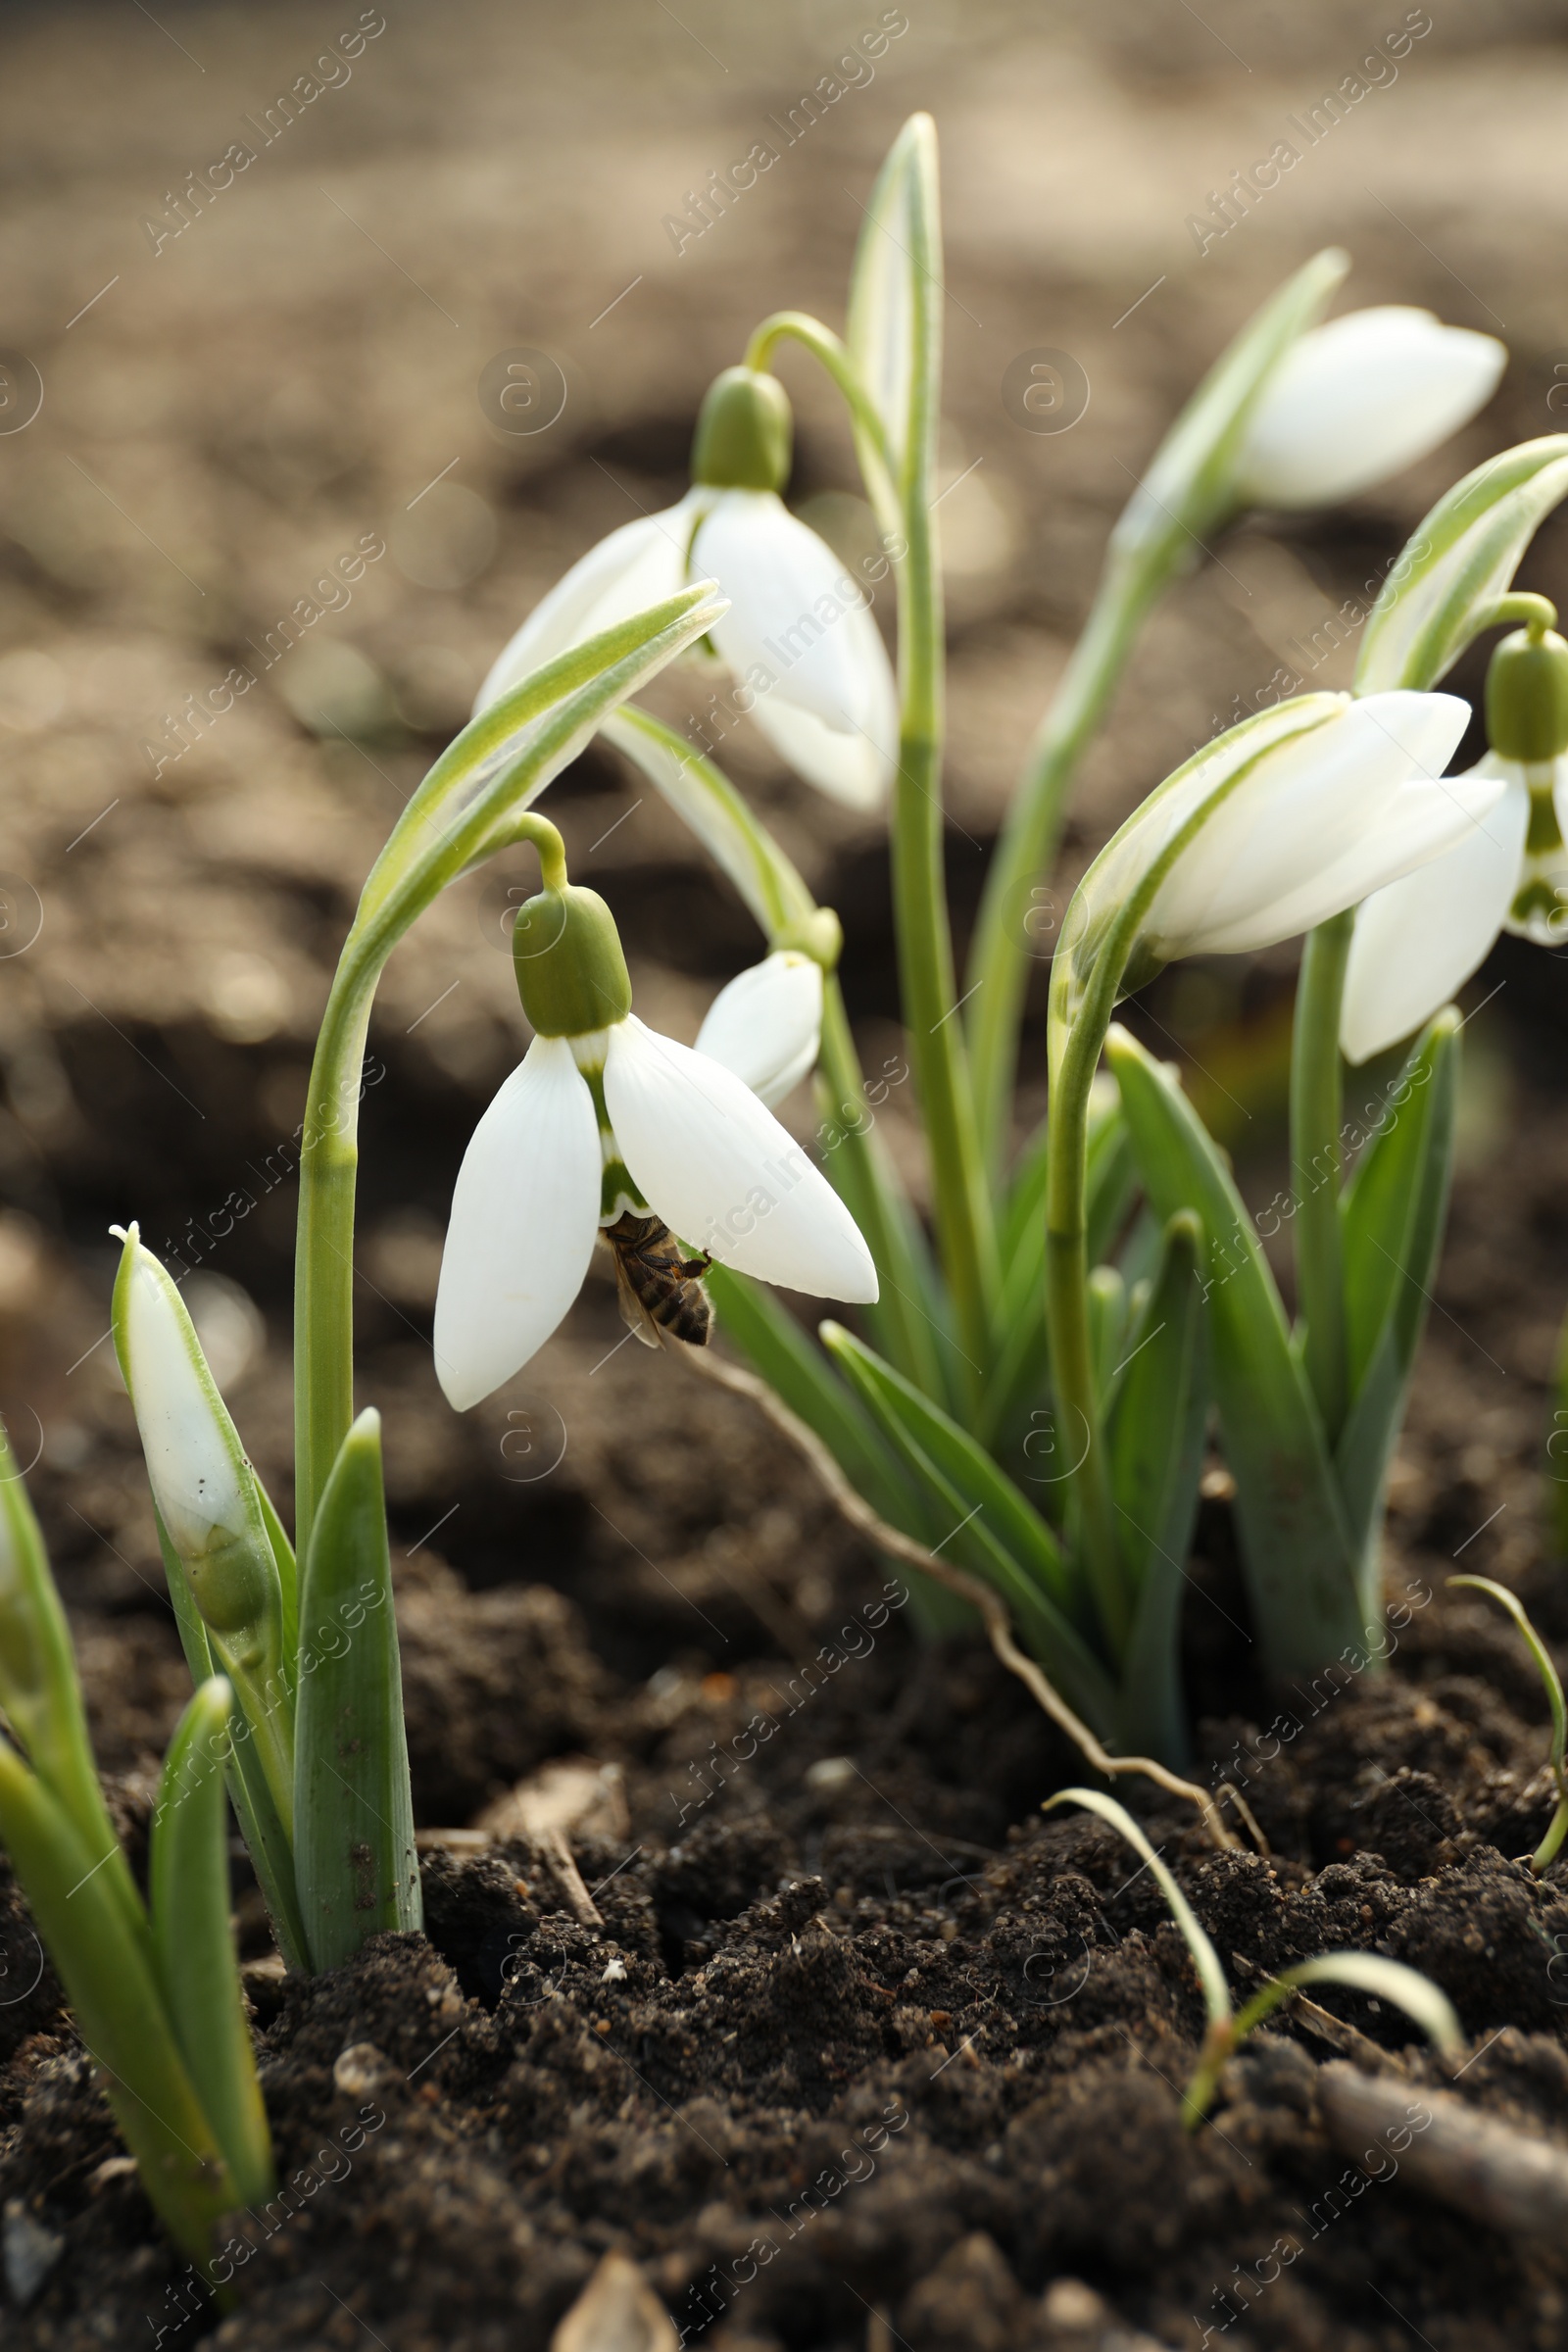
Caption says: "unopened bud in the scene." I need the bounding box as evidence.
[690,366,793,494]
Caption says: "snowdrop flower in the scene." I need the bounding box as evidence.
[1139,690,1494,960]
[1235,307,1505,510]
[695,949,824,1106]
[434,867,875,1410]
[110,1224,270,1586]
[1342,618,1568,1062]
[474,368,898,810]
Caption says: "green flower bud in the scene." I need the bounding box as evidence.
[691,366,793,493]
[513,885,632,1037]
[1485,617,1568,763]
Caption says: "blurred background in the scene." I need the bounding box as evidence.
[2,0,1566,1803]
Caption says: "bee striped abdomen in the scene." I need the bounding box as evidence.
[604,1211,712,1348]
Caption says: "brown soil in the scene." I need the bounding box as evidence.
[8,2,1568,2346]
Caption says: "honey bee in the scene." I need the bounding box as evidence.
[603,1210,712,1349]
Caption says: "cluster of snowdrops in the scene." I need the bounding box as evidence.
[6,114,1568,2284]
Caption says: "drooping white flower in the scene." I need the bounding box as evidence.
[695,950,824,1106]
[1341,617,1568,1062]
[1235,307,1505,511]
[433,880,873,1411]
[1138,691,1495,960]
[1341,752,1568,1062]
[475,369,898,810]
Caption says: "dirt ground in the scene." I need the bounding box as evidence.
[6,0,1568,2344]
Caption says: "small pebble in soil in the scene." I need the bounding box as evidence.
[3,2199,64,2307]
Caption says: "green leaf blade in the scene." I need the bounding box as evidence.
[0,1736,238,2269]
[1335,1011,1459,1568]
[1355,436,1568,695]
[820,1323,1118,1731]
[1108,1210,1210,1761]
[1045,1787,1230,2030]
[1107,1025,1361,1677]
[151,1678,274,2209]
[294,1410,419,1972]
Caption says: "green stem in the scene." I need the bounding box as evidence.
[1041,705,1336,1655]
[1537,1793,1568,1876]
[816,981,949,1402]
[293,818,564,1558]
[889,215,998,1393]
[1044,994,1130,1653]
[293,985,369,1572]
[746,301,998,1393]
[967,545,1169,1177]
[743,311,900,519]
[1291,911,1354,1439]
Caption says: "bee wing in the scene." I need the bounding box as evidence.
[612,1252,663,1348]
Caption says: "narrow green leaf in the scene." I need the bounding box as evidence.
[1355,436,1568,695]
[1044,1787,1230,2031]
[255,1477,299,1684]
[1108,1211,1210,1762]
[1340,1012,1458,1393]
[1235,1951,1463,2062]
[1087,1266,1129,1409]
[821,1323,1118,1732]
[354,586,727,939]
[0,1734,238,2269]
[0,1424,139,1937]
[150,1678,274,2209]
[847,114,934,504]
[294,1410,419,1971]
[1107,1025,1362,1677]
[1335,1011,1458,1572]
[150,1511,309,1975]
[1449,1575,1568,1872]
[1451,1574,1566,1772]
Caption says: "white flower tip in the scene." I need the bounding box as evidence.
[433,1351,491,1415]
[1238,306,1508,510]
[696,952,824,1105]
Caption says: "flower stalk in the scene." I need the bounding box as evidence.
[1290,907,1356,1438]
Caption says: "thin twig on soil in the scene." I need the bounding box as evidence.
[682,1347,1240,1850]
[538,1828,605,1929]
[1317,2062,1568,2238]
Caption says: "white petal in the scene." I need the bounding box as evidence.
[116,1238,255,1562]
[604,1016,877,1301]
[1147,691,1472,956]
[696,953,824,1106]
[1194,762,1510,956]
[1340,764,1529,1063]
[742,696,894,811]
[473,496,698,715]
[433,1036,601,1407]
[695,491,898,807]
[1235,308,1505,511]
